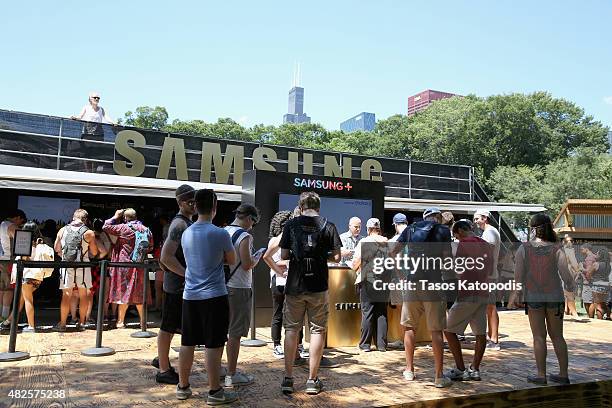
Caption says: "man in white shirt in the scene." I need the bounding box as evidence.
[339,217,363,264]
[473,209,501,351]
[352,218,389,352]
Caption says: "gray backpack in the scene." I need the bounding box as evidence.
[62,225,88,262]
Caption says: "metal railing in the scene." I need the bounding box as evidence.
[0,108,474,201]
[0,259,156,362]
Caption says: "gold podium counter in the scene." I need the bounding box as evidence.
[326,266,431,348]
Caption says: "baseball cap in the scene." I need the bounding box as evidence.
[474,209,491,219]
[89,91,101,98]
[366,218,381,229]
[423,207,441,218]
[175,184,196,201]
[392,213,407,225]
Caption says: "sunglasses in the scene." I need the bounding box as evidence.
[92,97,100,100]
[250,215,259,225]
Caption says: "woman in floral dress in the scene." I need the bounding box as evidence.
[103,208,153,328]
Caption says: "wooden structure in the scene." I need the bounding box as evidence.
[554,199,612,242]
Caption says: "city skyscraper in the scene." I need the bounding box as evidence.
[608,130,612,154]
[283,64,311,124]
[340,112,376,132]
[407,89,458,115]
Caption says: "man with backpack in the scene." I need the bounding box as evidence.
[153,184,196,384]
[279,192,342,395]
[223,204,262,389]
[54,209,99,331]
[103,208,153,329]
[394,207,452,388]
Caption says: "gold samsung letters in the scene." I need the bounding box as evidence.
[113,130,383,184]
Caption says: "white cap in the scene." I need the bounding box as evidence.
[474,209,491,219]
[89,91,100,98]
[366,218,381,229]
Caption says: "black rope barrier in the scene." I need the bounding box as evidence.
[0,259,155,362]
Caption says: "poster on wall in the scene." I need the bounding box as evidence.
[18,196,81,225]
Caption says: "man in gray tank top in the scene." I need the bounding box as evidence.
[153,185,196,384]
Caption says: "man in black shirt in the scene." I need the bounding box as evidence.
[279,192,342,395]
[154,185,196,384]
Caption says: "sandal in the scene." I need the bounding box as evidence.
[527,375,547,385]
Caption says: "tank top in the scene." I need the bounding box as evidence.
[162,214,193,294]
[82,104,105,123]
[224,225,252,289]
[0,220,13,260]
[592,260,610,283]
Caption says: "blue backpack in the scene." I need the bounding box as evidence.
[129,224,151,263]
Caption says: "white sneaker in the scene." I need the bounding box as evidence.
[486,340,501,351]
[464,366,481,381]
[176,383,192,400]
[224,375,233,389]
[272,344,284,359]
[402,370,415,381]
[298,344,309,359]
[434,376,452,388]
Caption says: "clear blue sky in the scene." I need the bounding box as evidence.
[2,1,611,130]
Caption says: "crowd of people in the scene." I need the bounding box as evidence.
[0,206,154,333]
[1,185,611,404]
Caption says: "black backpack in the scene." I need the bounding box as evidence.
[224,227,247,284]
[404,221,443,281]
[290,217,328,280]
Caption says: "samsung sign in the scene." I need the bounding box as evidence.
[113,130,383,185]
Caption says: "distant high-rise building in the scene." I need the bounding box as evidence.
[407,89,458,115]
[608,130,612,154]
[340,112,376,132]
[283,64,311,124]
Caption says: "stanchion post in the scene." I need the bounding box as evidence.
[0,260,30,362]
[131,260,156,338]
[82,259,115,357]
[241,273,266,347]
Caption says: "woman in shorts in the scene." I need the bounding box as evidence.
[514,214,575,385]
[0,222,54,332]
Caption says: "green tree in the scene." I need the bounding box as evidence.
[488,151,612,228]
[166,118,253,141]
[120,106,169,130]
[373,92,609,178]
[265,123,331,149]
